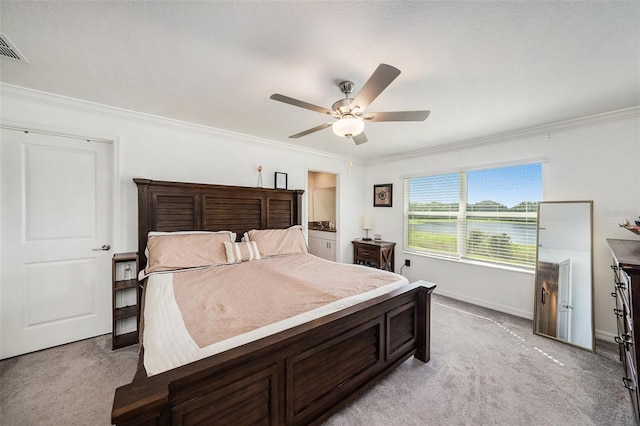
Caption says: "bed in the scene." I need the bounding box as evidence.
[111,178,436,425]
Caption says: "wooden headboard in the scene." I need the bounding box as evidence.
[134,178,304,268]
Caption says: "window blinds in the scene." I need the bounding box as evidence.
[404,163,542,268]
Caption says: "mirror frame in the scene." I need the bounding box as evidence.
[532,200,595,352]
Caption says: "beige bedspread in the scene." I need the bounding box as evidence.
[172,254,401,348]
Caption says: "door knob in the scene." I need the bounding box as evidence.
[92,244,111,251]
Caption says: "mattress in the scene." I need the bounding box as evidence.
[142,253,409,376]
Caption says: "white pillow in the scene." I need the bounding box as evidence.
[223,241,261,263]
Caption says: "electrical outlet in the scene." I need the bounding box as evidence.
[404,259,411,267]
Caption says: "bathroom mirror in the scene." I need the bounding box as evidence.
[533,201,594,351]
[312,187,336,222]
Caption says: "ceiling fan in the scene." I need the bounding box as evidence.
[270,64,430,145]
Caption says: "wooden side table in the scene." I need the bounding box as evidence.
[352,239,396,272]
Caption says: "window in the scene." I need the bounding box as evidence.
[403,163,542,268]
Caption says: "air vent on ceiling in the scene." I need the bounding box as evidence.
[0,33,28,63]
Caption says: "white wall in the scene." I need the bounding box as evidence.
[0,85,365,264]
[365,110,640,340]
[3,84,639,341]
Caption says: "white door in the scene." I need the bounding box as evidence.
[556,259,572,341]
[1,128,113,359]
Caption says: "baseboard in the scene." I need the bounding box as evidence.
[595,329,616,343]
[433,288,533,320]
[434,289,617,344]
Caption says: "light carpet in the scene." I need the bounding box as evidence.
[0,294,635,425]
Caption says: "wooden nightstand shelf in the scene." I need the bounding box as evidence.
[352,239,396,272]
[112,252,140,350]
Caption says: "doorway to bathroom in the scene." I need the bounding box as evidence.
[307,171,338,261]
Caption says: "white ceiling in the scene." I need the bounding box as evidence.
[1,1,639,160]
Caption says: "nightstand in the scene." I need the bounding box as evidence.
[352,239,396,272]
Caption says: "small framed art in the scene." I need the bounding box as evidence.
[373,183,393,207]
[275,172,288,189]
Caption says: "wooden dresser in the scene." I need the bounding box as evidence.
[608,238,640,422]
[352,239,395,272]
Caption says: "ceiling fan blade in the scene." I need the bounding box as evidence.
[365,110,430,122]
[289,122,333,139]
[349,64,401,111]
[270,94,334,115]
[352,132,368,145]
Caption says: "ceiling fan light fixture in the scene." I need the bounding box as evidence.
[332,115,364,138]
[270,64,429,144]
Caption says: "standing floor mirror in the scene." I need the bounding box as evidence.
[533,201,594,351]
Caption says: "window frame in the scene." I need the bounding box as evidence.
[403,162,542,270]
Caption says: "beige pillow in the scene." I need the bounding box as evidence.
[144,231,236,269]
[223,241,261,263]
[145,232,234,274]
[246,225,308,257]
[148,230,236,241]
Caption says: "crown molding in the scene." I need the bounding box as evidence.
[367,106,640,165]
[0,83,364,165]
[4,83,635,168]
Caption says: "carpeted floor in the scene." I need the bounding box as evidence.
[0,294,635,425]
[327,296,636,426]
[0,333,138,425]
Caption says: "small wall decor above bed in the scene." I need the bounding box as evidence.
[257,165,264,188]
[275,172,288,189]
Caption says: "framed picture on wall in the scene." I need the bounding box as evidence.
[275,172,288,189]
[373,183,393,207]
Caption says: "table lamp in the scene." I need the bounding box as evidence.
[362,216,373,241]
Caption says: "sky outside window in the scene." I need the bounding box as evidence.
[467,163,542,207]
[409,163,542,207]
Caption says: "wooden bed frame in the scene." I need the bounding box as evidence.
[111,178,435,425]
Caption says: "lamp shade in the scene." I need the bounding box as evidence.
[332,115,365,138]
[361,215,373,230]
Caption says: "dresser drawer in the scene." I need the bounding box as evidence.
[355,246,378,263]
[353,240,396,272]
[621,269,637,323]
[617,282,630,303]
[615,311,630,338]
[616,289,633,332]
[613,266,632,322]
[614,265,631,292]
[614,301,629,362]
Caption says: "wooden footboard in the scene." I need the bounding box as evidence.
[112,281,435,425]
